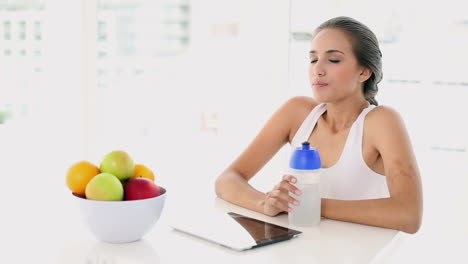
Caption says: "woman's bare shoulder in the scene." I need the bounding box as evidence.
[283,96,319,113]
[367,105,404,125]
[366,105,408,141]
[281,96,320,142]
[280,96,319,124]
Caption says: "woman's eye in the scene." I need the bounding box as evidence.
[310,59,318,64]
[330,59,340,63]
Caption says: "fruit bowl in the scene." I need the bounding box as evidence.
[73,187,167,243]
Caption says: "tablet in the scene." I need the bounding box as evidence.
[170,211,302,251]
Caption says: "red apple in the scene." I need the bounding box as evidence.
[124,178,160,200]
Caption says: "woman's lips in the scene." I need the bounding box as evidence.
[313,82,328,88]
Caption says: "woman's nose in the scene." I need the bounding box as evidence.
[312,62,325,77]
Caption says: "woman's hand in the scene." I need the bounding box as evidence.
[263,175,302,216]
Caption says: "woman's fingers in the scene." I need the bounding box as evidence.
[264,175,303,216]
[279,175,302,195]
[269,189,299,206]
[266,194,290,212]
[282,174,297,183]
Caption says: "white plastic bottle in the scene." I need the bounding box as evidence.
[288,141,322,227]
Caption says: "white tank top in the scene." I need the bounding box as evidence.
[291,103,390,200]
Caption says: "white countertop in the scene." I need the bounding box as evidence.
[2,176,468,264]
[2,186,400,264]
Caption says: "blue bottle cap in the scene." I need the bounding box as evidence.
[290,141,321,170]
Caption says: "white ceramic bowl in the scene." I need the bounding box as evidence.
[74,187,167,243]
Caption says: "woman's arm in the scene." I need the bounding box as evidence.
[321,106,423,234]
[215,97,316,215]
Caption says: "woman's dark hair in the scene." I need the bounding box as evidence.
[313,16,382,105]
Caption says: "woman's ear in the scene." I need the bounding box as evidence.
[359,67,372,83]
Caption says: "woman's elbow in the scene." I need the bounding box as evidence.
[215,173,231,199]
[214,176,224,198]
[401,219,421,234]
[400,208,423,234]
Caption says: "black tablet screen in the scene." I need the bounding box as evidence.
[228,212,302,248]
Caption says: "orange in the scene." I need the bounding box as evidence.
[66,161,100,196]
[131,164,155,181]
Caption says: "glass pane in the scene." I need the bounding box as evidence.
[0,1,90,227]
[0,1,45,125]
[93,0,192,187]
[0,0,85,190]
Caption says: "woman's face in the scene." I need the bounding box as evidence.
[308,28,369,103]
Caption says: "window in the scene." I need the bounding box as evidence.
[289,0,468,151]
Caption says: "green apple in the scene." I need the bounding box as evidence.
[85,173,124,201]
[100,150,135,181]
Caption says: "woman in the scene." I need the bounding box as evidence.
[215,16,423,234]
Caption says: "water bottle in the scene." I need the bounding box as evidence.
[288,141,322,227]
